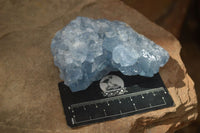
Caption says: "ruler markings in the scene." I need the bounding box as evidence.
[71,118,75,124]
[162,97,166,104]
[74,102,166,124]
[71,87,164,108]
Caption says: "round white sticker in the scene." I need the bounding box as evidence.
[100,75,125,95]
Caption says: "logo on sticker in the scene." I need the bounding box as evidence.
[100,75,127,97]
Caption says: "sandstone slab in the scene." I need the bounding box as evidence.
[0,0,198,133]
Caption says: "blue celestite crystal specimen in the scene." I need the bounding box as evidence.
[51,17,169,92]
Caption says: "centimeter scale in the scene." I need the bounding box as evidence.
[58,71,174,127]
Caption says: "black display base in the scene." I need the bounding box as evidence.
[58,71,174,127]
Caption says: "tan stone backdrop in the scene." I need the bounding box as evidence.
[0,0,197,133]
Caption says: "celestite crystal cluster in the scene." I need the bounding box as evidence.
[51,17,169,92]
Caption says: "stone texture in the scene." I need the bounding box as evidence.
[122,0,191,37]
[0,0,197,133]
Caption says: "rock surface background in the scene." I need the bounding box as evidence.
[0,0,197,133]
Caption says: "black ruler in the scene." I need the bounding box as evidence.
[58,72,174,127]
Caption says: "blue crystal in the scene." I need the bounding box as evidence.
[51,17,169,92]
